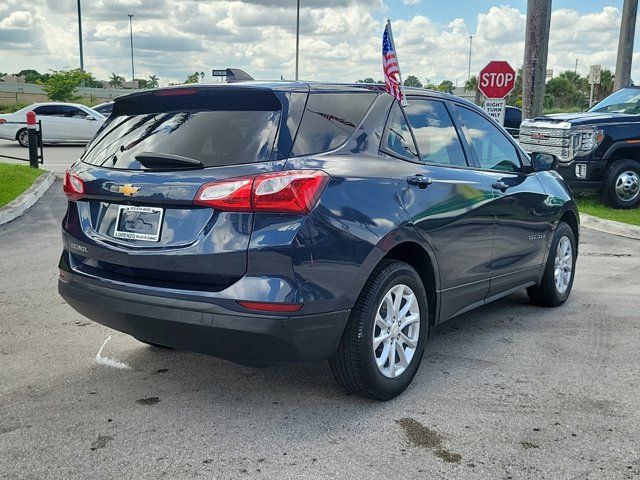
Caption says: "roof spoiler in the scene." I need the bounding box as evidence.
[225,68,255,83]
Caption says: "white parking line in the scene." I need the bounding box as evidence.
[95,336,130,369]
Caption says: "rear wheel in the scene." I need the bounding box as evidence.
[527,222,576,307]
[329,260,428,400]
[17,128,28,147]
[600,159,640,209]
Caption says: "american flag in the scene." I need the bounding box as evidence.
[382,21,407,106]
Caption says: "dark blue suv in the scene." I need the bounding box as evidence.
[59,82,579,399]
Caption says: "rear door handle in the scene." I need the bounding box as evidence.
[407,175,432,189]
[492,181,509,191]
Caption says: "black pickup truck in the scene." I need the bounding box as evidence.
[519,86,640,209]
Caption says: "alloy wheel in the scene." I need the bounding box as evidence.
[372,284,420,379]
[18,130,29,147]
[554,236,573,295]
[614,170,640,202]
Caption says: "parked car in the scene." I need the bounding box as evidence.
[58,83,579,400]
[92,101,114,118]
[520,86,640,209]
[0,102,105,147]
[504,105,522,137]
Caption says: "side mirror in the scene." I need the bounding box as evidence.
[85,115,96,121]
[531,152,559,172]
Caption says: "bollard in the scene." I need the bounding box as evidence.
[26,111,39,169]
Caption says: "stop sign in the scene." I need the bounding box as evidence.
[478,61,516,99]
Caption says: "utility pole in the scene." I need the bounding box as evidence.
[128,14,135,85]
[77,0,84,71]
[522,0,552,119]
[467,35,473,82]
[614,0,638,91]
[295,0,300,81]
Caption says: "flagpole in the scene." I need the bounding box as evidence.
[386,19,408,106]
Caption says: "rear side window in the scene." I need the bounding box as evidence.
[34,105,64,116]
[291,93,377,156]
[82,90,282,169]
[383,103,418,161]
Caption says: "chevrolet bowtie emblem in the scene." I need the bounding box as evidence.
[118,184,140,196]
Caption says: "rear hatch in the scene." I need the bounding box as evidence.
[63,86,292,290]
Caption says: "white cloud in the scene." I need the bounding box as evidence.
[0,2,634,87]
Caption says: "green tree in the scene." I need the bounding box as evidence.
[42,69,92,102]
[147,75,160,88]
[595,69,614,102]
[356,77,376,83]
[184,72,201,84]
[437,80,454,94]
[108,73,124,88]
[403,75,423,88]
[545,76,576,109]
[17,69,44,84]
[136,78,149,89]
[506,68,523,107]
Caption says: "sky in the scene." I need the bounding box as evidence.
[0,0,637,87]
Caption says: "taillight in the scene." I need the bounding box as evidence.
[63,169,85,201]
[194,176,254,212]
[0,119,6,124]
[194,170,329,214]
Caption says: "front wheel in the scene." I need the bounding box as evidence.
[329,260,428,400]
[600,159,640,209]
[527,222,576,307]
[17,129,29,147]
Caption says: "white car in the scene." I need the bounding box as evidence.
[0,102,106,147]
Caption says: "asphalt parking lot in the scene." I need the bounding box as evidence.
[0,139,84,175]
[1,184,639,479]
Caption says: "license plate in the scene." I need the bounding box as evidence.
[113,205,164,242]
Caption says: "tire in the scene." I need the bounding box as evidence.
[16,128,29,147]
[527,222,576,307]
[135,337,174,349]
[329,260,429,400]
[599,159,640,209]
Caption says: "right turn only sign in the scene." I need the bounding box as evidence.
[479,61,516,126]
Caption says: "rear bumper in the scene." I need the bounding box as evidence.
[58,273,350,365]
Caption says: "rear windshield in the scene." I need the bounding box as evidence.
[82,90,281,169]
[291,92,378,156]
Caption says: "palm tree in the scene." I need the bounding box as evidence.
[108,73,124,88]
[464,75,482,105]
[148,75,159,88]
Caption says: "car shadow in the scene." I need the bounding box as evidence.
[112,290,542,406]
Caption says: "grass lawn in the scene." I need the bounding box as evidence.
[576,196,640,226]
[0,164,44,208]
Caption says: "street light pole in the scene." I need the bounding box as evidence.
[467,35,473,82]
[295,0,300,81]
[128,14,135,85]
[77,0,84,71]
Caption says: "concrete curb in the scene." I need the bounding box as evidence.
[0,170,56,226]
[580,212,640,240]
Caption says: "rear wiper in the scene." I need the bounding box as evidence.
[134,152,204,169]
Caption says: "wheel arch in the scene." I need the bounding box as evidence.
[15,127,26,140]
[559,209,579,249]
[602,142,640,164]
[380,240,439,328]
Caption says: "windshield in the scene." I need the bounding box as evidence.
[589,87,640,114]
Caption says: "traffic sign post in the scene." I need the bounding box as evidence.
[483,98,506,125]
[478,61,516,126]
[589,64,602,107]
